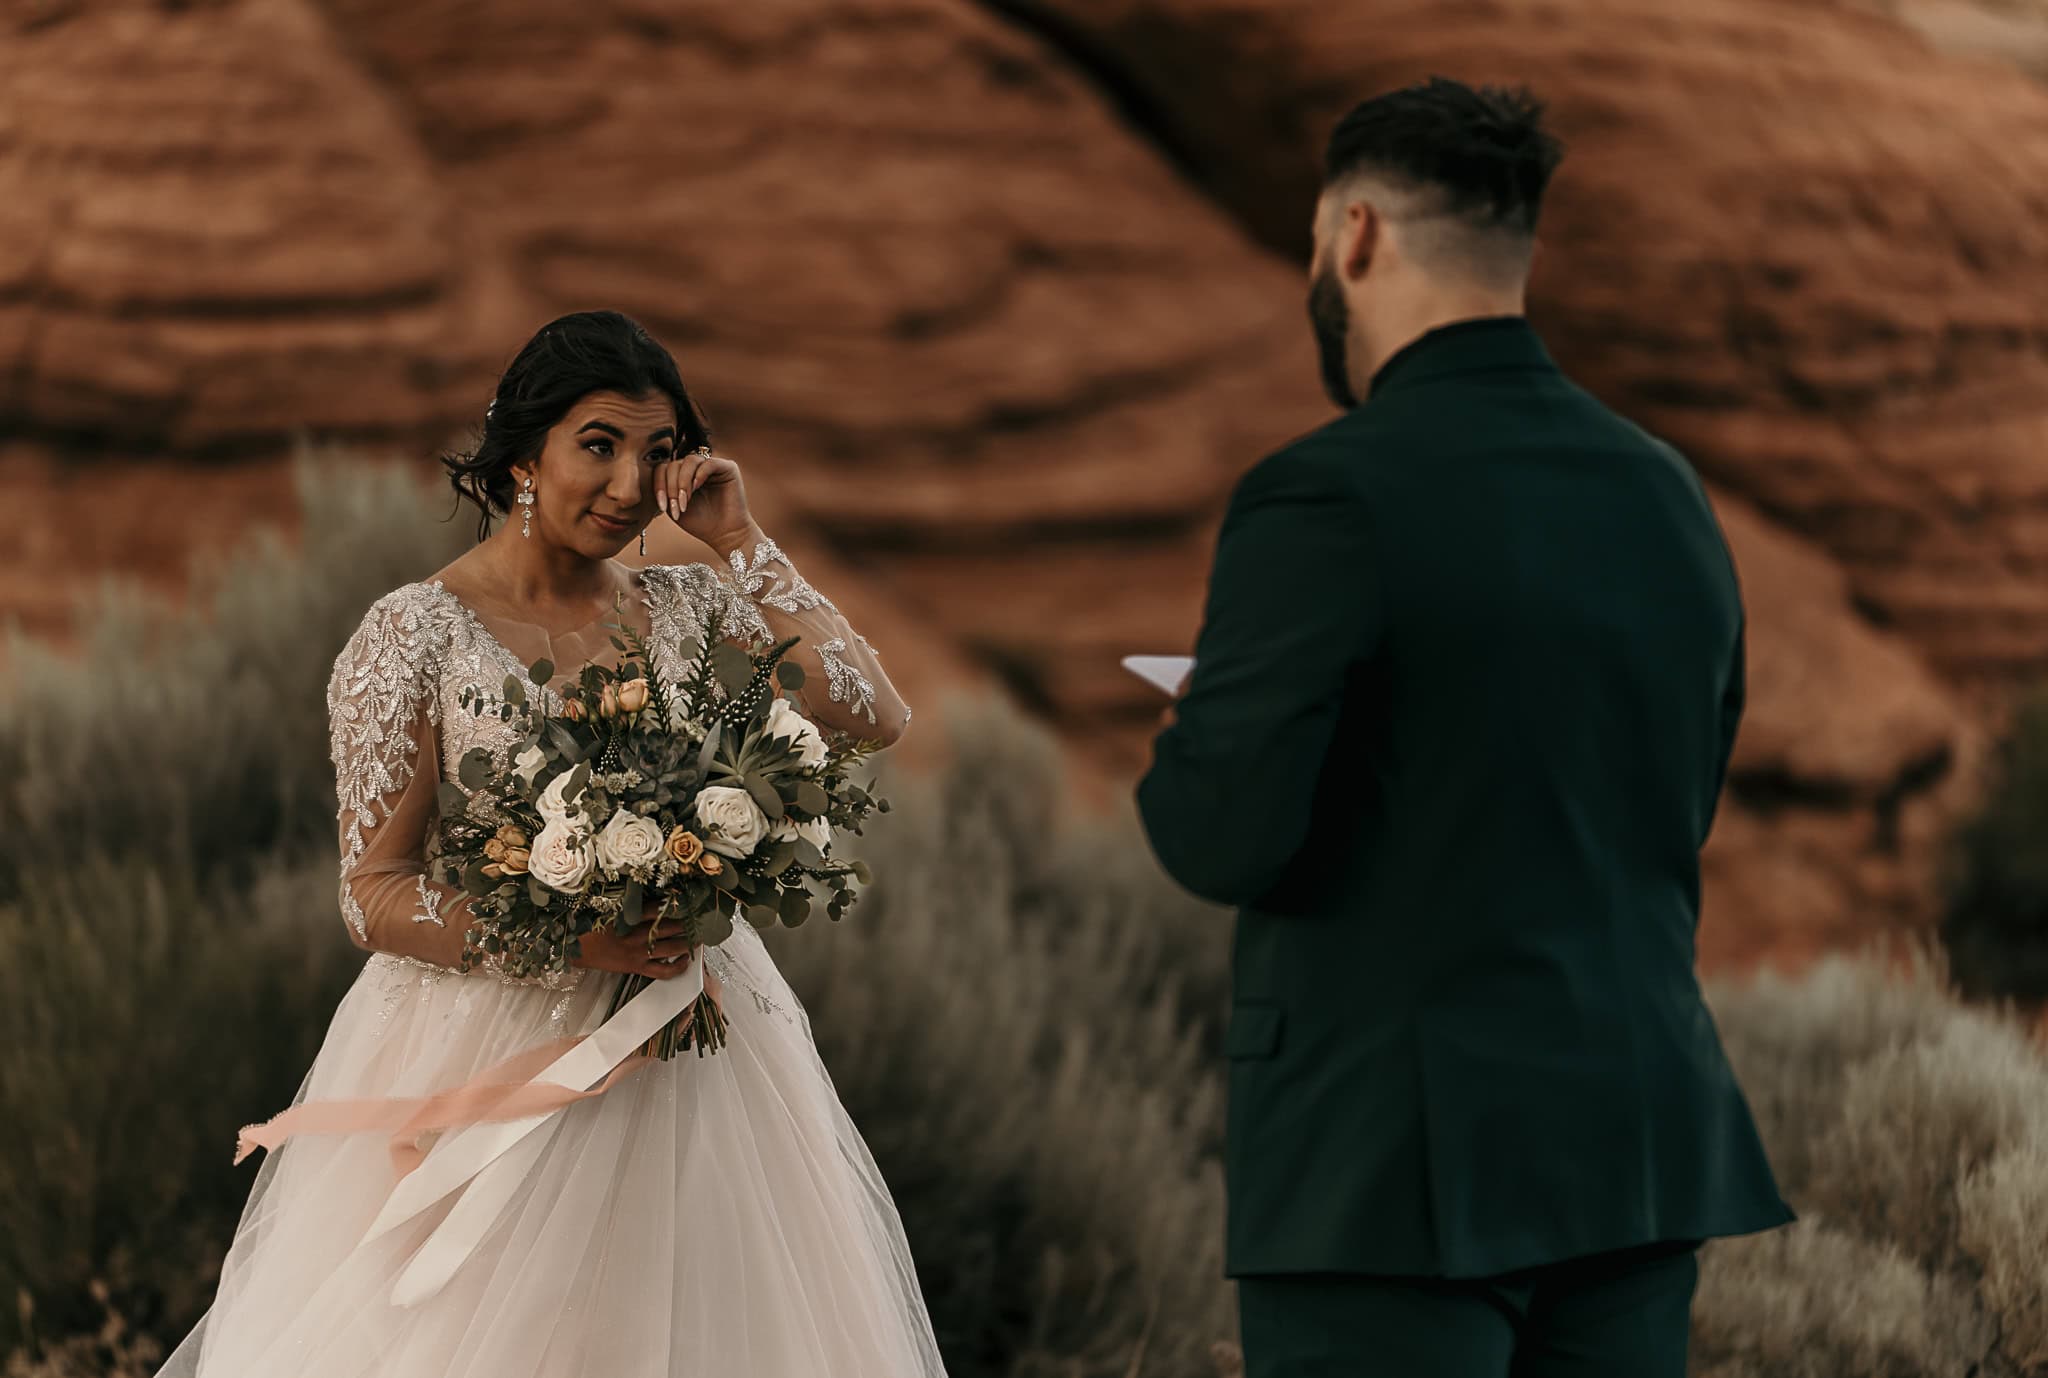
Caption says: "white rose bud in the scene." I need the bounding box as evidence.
[769,814,833,853]
[536,770,585,823]
[512,744,547,786]
[527,818,596,892]
[765,698,829,772]
[594,807,665,876]
[694,785,770,858]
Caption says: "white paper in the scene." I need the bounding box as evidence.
[1122,655,1194,696]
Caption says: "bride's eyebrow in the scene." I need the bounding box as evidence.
[576,420,677,445]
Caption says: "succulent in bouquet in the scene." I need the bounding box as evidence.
[433,604,887,1058]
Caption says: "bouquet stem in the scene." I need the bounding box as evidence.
[604,965,729,1060]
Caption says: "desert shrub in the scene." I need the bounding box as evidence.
[1699,954,2048,1377]
[11,462,2048,1378]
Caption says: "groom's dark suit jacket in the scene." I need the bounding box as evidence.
[1137,317,1793,1281]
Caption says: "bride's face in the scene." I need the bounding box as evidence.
[519,390,679,558]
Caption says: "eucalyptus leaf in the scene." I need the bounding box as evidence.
[438,781,470,818]
[458,749,492,791]
[775,661,805,690]
[707,864,740,894]
[761,841,797,877]
[529,875,554,908]
[696,906,734,948]
[849,860,873,885]
[778,889,811,924]
[792,839,828,870]
[745,903,779,930]
[529,657,555,686]
[502,673,528,706]
[712,644,755,697]
[795,782,830,816]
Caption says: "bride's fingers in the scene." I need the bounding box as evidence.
[660,459,688,522]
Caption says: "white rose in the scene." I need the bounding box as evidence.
[527,818,596,892]
[769,814,832,853]
[694,785,770,858]
[765,698,829,771]
[512,744,547,786]
[535,769,585,823]
[594,807,665,876]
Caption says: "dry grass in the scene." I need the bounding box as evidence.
[7,463,2048,1376]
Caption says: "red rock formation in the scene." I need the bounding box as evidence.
[4,0,2043,969]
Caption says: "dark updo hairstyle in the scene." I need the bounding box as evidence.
[1323,77,1565,239]
[443,310,712,542]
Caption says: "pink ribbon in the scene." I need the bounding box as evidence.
[234,967,723,1178]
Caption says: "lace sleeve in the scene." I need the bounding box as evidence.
[327,589,475,968]
[716,535,909,744]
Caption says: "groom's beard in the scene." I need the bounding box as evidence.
[1307,265,1358,410]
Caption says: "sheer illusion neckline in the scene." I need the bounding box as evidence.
[422,574,661,691]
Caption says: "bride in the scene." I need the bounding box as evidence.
[154,311,947,1377]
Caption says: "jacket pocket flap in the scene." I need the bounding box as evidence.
[1225,1002,1285,1060]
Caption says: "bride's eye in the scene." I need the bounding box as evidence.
[584,439,614,458]
[646,450,673,466]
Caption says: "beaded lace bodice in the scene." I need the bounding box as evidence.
[325,548,905,990]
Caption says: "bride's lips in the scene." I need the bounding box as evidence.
[588,512,633,536]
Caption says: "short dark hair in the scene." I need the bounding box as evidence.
[443,310,712,541]
[1323,77,1564,238]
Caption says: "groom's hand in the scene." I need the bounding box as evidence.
[1158,671,1193,731]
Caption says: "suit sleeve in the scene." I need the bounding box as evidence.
[1704,617,1745,845]
[1135,450,1379,907]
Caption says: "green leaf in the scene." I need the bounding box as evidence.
[696,906,734,948]
[620,880,644,930]
[742,773,785,820]
[712,644,755,697]
[849,859,873,886]
[776,661,806,690]
[529,657,556,686]
[794,782,830,816]
[458,748,493,791]
[696,724,723,778]
[502,673,528,706]
[778,889,811,925]
[438,781,470,818]
[760,841,798,877]
[707,863,740,894]
[529,875,554,908]
[744,903,779,930]
[792,839,828,870]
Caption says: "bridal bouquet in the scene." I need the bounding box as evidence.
[433,605,886,1058]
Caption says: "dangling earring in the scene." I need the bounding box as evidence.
[638,528,648,557]
[518,476,536,538]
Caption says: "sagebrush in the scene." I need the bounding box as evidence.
[6,461,2048,1377]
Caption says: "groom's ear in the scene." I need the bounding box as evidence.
[1339,200,1381,283]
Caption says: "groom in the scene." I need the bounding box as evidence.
[1137,78,1792,1377]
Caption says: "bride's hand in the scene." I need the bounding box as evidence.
[573,908,697,979]
[654,447,752,550]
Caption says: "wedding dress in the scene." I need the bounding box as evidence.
[154,543,946,1378]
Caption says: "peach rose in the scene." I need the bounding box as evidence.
[664,827,705,867]
[617,677,650,714]
[698,852,724,877]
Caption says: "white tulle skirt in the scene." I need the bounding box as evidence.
[154,925,946,1378]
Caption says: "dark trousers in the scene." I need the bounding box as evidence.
[1235,1240,1702,1378]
